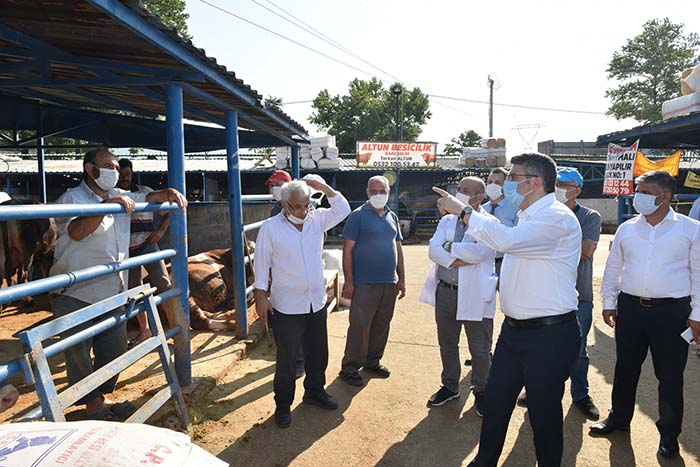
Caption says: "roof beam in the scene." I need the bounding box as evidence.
[65,87,158,118]
[88,0,307,138]
[0,76,175,88]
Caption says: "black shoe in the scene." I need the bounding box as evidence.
[589,417,629,436]
[573,395,600,420]
[275,408,291,429]
[474,391,485,418]
[658,437,679,458]
[428,387,460,407]
[464,358,472,366]
[303,391,339,410]
[339,371,364,387]
[364,364,390,378]
[516,394,527,408]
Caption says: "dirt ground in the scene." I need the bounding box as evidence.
[2,238,700,466]
[192,238,700,467]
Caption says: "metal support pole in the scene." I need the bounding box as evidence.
[165,83,191,387]
[488,76,494,137]
[291,145,300,179]
[202,173,209,201]
[394,170,401,214]
[226,110,249,338]
[37,118,47,203]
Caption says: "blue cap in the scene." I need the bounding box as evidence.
[557,167,583,187]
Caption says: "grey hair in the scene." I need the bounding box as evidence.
[280,180,311,203]
[460,176,486,194]
[367,175,390,190]
[635,170,676,195]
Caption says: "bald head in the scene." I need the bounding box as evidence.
[457,176,486,210]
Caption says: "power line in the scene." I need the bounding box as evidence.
[199,0,377,79]
[253,0,403,83]
[428,94,605,115]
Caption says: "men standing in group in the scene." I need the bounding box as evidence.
[118,158,174,347]
[253,178,350,429]
[434,153,582,467]
[593,170,700,459]
[421,176,496,417]
[339,176,406,387]
[51,148,187,421]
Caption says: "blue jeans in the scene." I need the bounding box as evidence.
[570,300,593,401]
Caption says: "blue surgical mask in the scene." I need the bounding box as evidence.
[503,179,531,208]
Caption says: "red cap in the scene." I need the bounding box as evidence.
[265,170,292,186]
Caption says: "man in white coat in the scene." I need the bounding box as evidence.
[421,176,497,416]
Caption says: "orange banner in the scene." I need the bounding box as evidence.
[633,150,682,177]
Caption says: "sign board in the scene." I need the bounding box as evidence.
[685,171,700,189]
[603,140,639,196]
[356,142,438,168]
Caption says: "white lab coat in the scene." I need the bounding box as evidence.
[420,209,498,321]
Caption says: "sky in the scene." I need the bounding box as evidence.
[184,0,700,155]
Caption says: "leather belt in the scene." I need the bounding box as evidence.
[620,292,690,308]
[506,310,576,329]
[438,280,458,291]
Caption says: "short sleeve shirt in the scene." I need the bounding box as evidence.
[50,181,147,303]
[129,185,155,254]
[574,204,602,302]
[343,202,403,284]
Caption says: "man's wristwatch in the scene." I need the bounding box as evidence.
[442,241,452,252]
[460,205,473,222]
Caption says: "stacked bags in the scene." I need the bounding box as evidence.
[459,138,507,167]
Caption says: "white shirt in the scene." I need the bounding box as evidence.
[689,197,700,221]
[601,208,700,320]
[128,185,156,251]
[420,208,498,321]
[467,193,582,320]
[0,192,11,204]
[50,181,147,303]
[253,193,351,315]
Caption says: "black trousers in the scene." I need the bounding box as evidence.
[472,317,581,467]
[610,293,690,438]
[271,305,329,411]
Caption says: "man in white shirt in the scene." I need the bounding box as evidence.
[592,170,700,459]
[434,153,582,467]
[421,177,496,417]
[253,179,350,429]
[51,148,187,421]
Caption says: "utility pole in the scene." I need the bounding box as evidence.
[391,84,402,141]
[488,75,494,137]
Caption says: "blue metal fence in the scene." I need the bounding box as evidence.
[0,201,188,424]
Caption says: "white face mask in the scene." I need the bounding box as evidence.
[455,192,472,206]
[95,167,119,191]
[271,186,282,201]
[554,187,570,203]
[633,192,662,216]
[369,193,389,209]
[485,183,502,200]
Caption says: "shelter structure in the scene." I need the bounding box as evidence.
[0,0,308,393]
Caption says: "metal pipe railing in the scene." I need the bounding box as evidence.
[0,201,179,221]
[0,288,181,382]
[0,249,176,305]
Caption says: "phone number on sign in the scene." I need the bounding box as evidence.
[603,180,632,195]
[372,161,421,168]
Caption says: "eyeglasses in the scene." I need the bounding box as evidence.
[506,173,538,181]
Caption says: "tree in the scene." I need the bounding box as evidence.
[606,18,700,123]
[443,130,482,156]
[143,0,191,40]
[264,96,283,111]
[310,78,431,153]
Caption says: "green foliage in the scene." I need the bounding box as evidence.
[264,96,284,111]
[443,130,482,156]
[143,0,191,40]
[309,78,431,153]
[606,18,700,123]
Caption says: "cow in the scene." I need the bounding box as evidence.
[185,246,255,331]
[0,200,57,303]
[357,152,372,165]
[398,191,441,237]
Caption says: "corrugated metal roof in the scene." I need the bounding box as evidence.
[0,0,307,137]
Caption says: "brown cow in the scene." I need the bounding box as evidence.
[357,152,372,165]
[422,152,437,165]
[185,247,255,331]
[0,199,57,289]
